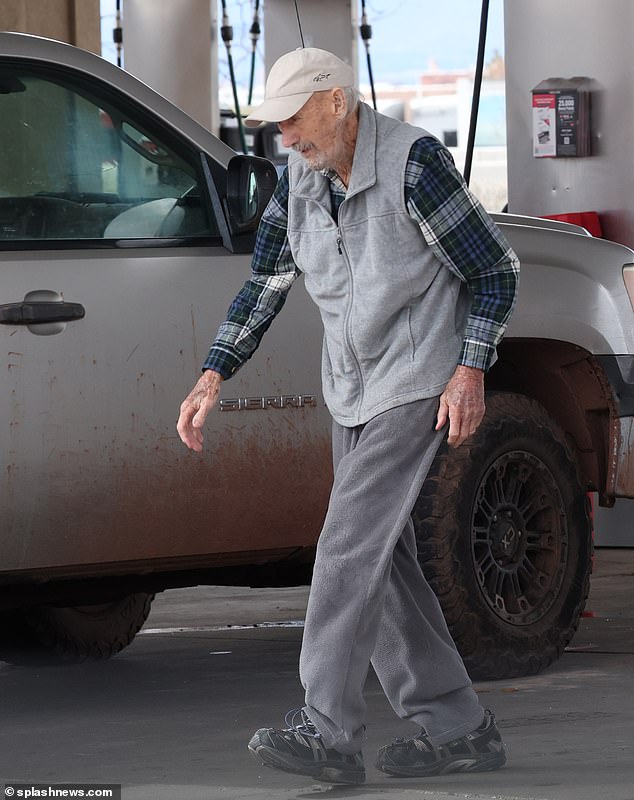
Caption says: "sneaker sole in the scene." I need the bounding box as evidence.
[377,750,506,778]
[248,743,365,785]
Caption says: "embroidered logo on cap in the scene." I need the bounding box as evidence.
[312,72,332,82]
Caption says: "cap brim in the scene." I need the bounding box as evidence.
[244,91,314,128]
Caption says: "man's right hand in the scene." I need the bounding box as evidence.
[177,370,224,452]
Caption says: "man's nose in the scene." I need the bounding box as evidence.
[278,121,297,148]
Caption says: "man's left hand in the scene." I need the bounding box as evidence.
[435,365,485,448]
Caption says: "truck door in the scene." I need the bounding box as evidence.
[0,61,330,579]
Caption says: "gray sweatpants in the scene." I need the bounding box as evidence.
[300,397,484,754]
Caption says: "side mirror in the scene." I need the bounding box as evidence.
[226,154,278,234]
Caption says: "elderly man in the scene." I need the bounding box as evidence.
[177,47,519,785]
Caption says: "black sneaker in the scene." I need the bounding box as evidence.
[248,708,365,785]
[376,709,506,777]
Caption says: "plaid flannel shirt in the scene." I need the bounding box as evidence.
[203,136,519,378]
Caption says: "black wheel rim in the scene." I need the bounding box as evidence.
[471,450,568,626]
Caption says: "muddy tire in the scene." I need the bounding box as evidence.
[413,392,593,680]
[17,593,154,662]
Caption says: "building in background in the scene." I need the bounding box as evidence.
[366,53,507,211]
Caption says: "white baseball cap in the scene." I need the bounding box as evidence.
[244,47,354,128]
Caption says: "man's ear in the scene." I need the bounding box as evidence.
[332,88,346,118]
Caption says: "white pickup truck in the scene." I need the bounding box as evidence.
[1,32,632,678]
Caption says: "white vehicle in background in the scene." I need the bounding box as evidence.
[0,32,633,678]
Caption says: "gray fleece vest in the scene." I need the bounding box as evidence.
[287,103,470,426]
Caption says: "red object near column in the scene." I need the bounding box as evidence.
[543,211,603,237]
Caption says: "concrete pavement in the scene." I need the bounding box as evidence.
[1,548,633,800]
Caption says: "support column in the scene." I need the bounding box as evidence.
[504,0,634,247]
[0,0,100,53]
[122,0,218,133]
[262,0,358,81]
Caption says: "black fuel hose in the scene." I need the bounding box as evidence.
[463,0,489,186]
[247,0,261,106]
[221,0,249,154]
[360,0,378,110]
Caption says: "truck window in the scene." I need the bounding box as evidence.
[0,64,219,243]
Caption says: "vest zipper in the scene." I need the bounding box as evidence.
[336,227,365,411]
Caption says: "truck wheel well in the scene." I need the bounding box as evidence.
[486,339,614,494]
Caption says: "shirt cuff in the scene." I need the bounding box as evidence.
[201,347,242,379]
[459,339,497,372]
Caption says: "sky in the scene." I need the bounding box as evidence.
[100,0,506,90]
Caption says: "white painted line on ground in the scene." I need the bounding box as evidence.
[140,620,305,635]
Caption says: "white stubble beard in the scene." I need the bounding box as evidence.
[292,117,348,173]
